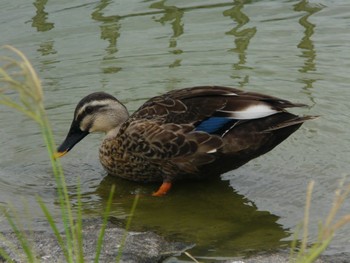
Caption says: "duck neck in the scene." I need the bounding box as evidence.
[104,103,129,139]
[105,123,124,139]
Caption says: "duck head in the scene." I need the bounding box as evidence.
[55,92,129,158]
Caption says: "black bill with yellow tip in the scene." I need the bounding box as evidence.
[54,124,89,158]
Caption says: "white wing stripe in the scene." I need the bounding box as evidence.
[219,104,278,120]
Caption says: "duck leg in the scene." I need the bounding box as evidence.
[152,182,172,196]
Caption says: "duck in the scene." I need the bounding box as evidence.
[55,86,315,196]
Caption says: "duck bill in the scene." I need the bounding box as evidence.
[54,127,89,159]
[54,150,68,158]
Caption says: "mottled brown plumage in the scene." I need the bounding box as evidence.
[55,86,316,195]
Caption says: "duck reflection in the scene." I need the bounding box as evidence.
[93,175,289,257]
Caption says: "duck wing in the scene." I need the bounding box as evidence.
[132,86,308,136]
[122,86,313,181]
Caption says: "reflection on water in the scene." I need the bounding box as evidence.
[91,0,122,74]
[294,0,324,98]
[31,0,54,32]
[150,1,184,68]
[91,176,289,257]
[223,0,256,86]
[32,0,57,62]
[37,41,56,56]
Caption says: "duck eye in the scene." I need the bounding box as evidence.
[85,106,94,114]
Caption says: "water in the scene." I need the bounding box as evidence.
[1,0,350,260]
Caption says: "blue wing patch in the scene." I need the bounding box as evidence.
[195,117,235,133]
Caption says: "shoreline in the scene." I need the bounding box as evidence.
[0,218,349,263]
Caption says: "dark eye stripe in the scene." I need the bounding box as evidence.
[76,105,105,123]
[85,105,94,114]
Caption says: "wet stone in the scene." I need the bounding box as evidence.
[0,218,192,263]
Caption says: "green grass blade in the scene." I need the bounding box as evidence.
[38,112,75,261]
[0,247,14,263]
[0,95,39,121]
[1,46,77,263]
[303,237,333,263]
[1,46,77,262]
[0,231,16,263]
[75,180,84,263]
[289,223,302,262]
[3,210,35,263]
[36,196,69,261]
[116,193,140,263]
[94,184,116,263]
[290,179,350,263]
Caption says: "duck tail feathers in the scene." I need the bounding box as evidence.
[262,115,318,132]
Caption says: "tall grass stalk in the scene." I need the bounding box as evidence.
[0,46,125,262]
[0,45,77,261]
[290,179,350,263]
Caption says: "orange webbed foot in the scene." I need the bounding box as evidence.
[152,182,172,197]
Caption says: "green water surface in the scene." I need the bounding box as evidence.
[1,0,350,260]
